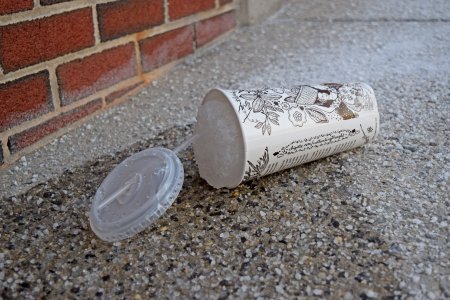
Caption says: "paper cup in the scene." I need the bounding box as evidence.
[193,83,379,188]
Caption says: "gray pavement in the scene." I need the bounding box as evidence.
[1,0,449,298]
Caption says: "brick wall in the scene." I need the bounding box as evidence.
[0,0,236,166]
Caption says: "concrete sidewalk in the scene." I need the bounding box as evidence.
[1,0,449,298]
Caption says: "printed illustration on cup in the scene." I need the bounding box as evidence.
[244,147,269,180]
[232,83,375,135]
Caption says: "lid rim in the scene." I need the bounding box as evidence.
[92,149,174,229]
[90,148,184,242]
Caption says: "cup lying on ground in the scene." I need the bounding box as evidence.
[193,82,379,188]
[90,82,379,241]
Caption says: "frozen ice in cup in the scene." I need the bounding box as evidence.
[193,82,379,188]
[90,82,379,241]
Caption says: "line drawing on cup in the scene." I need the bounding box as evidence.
[273,128,361,159]
[244,147,270,180]
[231,83,374,136]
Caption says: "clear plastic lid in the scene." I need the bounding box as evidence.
[90,147,184,242]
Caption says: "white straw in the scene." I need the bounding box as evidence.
[172,134,199,154]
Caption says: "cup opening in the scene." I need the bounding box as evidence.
[193,89,246,188]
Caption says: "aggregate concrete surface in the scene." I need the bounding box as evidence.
[1,0,449,298]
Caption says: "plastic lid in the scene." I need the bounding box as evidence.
[90,147,184,242]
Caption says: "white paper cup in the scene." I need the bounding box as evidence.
[193,83,379,188]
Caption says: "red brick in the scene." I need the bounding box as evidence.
[139,26,194,73]
[169,0,215,20]
[195,11,236,47]
[0,71,53,132]
[40,0,74,5]
[219,0,233,5]
[106,81,144,104]
[8,99,102,153]
[0,0,33,15]
[97,0,164,41]
[0,8,94,73]
[57,43,137,105]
